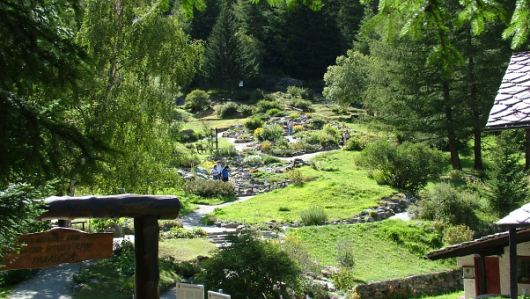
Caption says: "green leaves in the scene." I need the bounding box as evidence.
[502,0,530,49]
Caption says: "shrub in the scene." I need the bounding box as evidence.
[323,124,340,140]
[200,233,300,299]
[288,112,301,120]
[159,220,182,232]
[287,86,313,100]
[242,155,263,167]
[331,268,356,291]
[309,117,326,130]
[281,235,321,274]
[360,141,445,192]
[161,227,207,239]
[266,108,285,117]
[245,117,264,132]
[260,140,272,153]
[443,225,474,245]
[303,131,338,148]
[218,102,239,118]
[254,124,284,142]
[185,89,210,113]
[256,99,281,113]
[300,207,327,226]
[344,134,373,151]
[415,183,479,228]
[286,169,305,186]
[238,104,254,117]
[279,206,290,212]
[184,179,235,199]
[290,98,313,112]
[293,124,304,133]
[336,239,355,268]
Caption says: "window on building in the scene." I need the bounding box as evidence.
[517,256,530,283]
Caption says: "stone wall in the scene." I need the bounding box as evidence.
[352,269,462,299]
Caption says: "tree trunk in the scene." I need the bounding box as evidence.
[443,81,462,170]
[526,128,530,170]
[467,28,483,171]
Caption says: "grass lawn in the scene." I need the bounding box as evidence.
[287,220,455,283]
[159,238,218,261]
[213,150,395,223]
[420,291,464,299]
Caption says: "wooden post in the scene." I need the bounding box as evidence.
[477,254,487,295]
[134,216,160,299]
[510,227,518,299]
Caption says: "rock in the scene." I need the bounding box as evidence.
[321,266,339,278]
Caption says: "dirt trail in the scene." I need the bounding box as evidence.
[8,264,80,299]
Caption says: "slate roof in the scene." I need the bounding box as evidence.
[486,51,530,130]
[497,202,530,227]
[428,228,530,260]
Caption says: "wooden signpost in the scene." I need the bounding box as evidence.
[208,290,231,299]
[1,194,181,299]
[1,228,113,270]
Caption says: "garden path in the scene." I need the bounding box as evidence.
[8,263,79,299]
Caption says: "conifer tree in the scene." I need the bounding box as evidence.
[204,1,258,90]
[488,131,529,217]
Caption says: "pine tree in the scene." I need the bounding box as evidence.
[488,131,529,217]
[204,1,258,90]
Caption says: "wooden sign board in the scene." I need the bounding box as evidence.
[176,282,204,299]
[208,291,231,299]
[1,228,113,270]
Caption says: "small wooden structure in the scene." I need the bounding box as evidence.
[485,51,530,298]
[40,194,181,299]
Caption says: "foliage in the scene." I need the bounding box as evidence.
[290,99,313,112]
[360,141,445,192]
[324,50,370,106]
[266,108,286,117]
[90,218,134,236]
[300,207,328,226]
[237,104,254,117]
[259,140,273,153]
[254,124,284,142]
[487,131,529,217]
[332,268,356,291]
[184,179,235,199]
[218,102,240,118]
[256,99,282,113]
[286,169,306,186]
[203,1,259,89]
[287,86,313,101]
[281,235,321,273]
[199,233,300,299]
[344,134,373,151]
[336,239,355,269]
[443,225,474,245]
[160,227,207,240]
[159,220,183,232]
[415,183,480,228]
[244,117,264,132]
[185,89,211,113]
[309,117,326,130]
[323,124,340,140]
[0,184,50,259]
[302,131,338,149]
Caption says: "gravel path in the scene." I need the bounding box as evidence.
[8,264,80,299]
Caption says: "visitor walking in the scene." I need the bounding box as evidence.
[221,165,231,182]
[211,161,223,180]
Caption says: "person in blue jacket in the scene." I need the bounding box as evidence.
[221,165,230,182]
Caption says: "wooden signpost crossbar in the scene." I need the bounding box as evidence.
[17,194,181,299]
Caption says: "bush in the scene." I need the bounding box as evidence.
[309,117,326,130]
[443,225,474,245]
[287,86,313,100]
[303,131,338,148]
[323,124,340,140]
[415,183,479,228]
[245,117,264,132]
[218,102,239,118]
[300,207,328,226]
[293,124,304,133]
[290,98,313,112]
[281,235,320,274]
[286,169,305,186]
[185,89,210,113]
[256,99,281,113]
[200,233,300,299]
[159,220,182,232]
[343,134,373,151]
[184,179,235,199]
[332,268,356,291]
[161,227,207,239]
[238,104,254,117]
[360,141,445,192]
[254,124,284,142]
[288,112,301,120]
[260,140,272,153]
[336,239,355,269]
[266,108,285,117]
